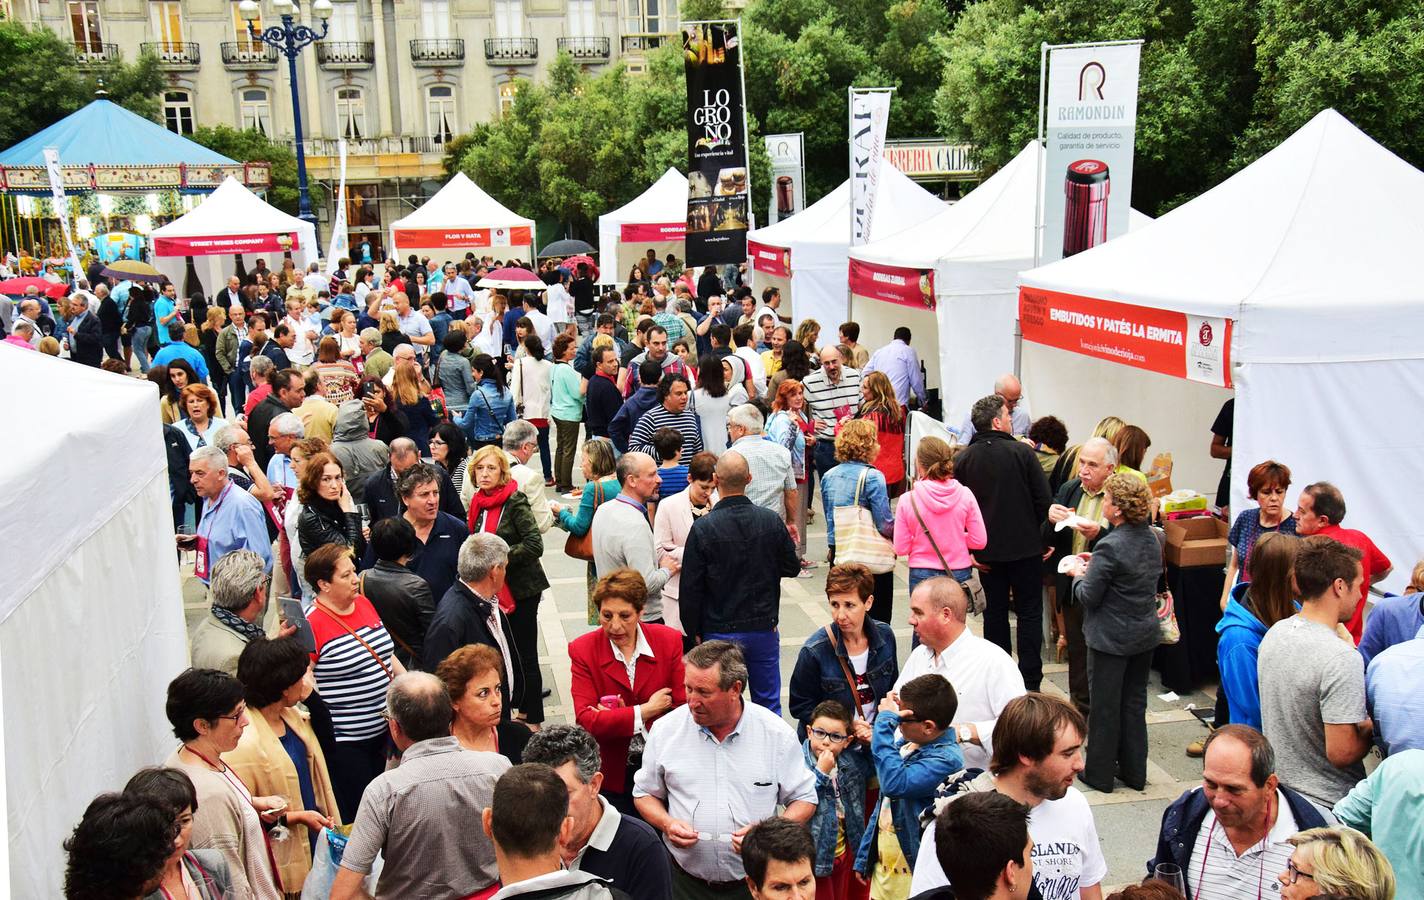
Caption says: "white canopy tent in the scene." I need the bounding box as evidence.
[1019,109,1424,587]
[390,172,535,265]
[597,168,688,285]
[746,161,945,329]
[152,176,318,295]
[848,142,1150,425]
[0,346,188,896]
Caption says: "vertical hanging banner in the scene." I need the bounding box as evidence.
[1040,42,1141,263]
[765,133,804,225]
[849,89,892,247]
[684,21,750,266]
[42,147,83,276]
[325,139,350,275]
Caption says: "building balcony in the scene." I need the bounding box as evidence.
[220,41,278,68]
[484,37,538,65]
[140,41,201,69]
[74,43,118,67]
[557,36,611,62]
[410,38,465,65]
[298,136,450,156]
[620,33,675,54]
[316,41,375,69]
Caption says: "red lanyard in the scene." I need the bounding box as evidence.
[1194,808,1269,900]
[197,482,234,543]
[179,745,286,893]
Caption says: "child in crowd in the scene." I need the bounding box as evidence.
[855,674,963,899]
[652,427,688,499]
[803,701,868,900]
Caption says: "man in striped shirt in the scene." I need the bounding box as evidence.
[801,347,862,482]
[630,374,704,459]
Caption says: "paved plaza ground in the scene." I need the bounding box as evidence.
[181,466,1223,890]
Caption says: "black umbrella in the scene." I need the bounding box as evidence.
[538,238,594,258]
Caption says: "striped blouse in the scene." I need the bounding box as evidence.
[309,596,395,742]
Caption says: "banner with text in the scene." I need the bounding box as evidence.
[325,139,349,275]
[849,90,892,247]
[42,148,83,275]
[393,226,532,249]
[1041,43,1141,263]
[620,222,687,243]
[765,133,805,224]
[684,22,750,266]
[1019,286,1232,387]
[748,240,790,277]
[848,258,936,310]
[154,232,300,257]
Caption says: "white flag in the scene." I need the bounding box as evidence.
[325,139,349,275]
[42,147,84,277]
[849,90,892,247]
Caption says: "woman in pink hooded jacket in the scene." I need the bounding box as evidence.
[893,436,988,594]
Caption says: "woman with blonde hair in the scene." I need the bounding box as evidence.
[1054,414,1126,485]
[820,419,895,623]
[390,362,439,455]
[199,306,228,410]
[858,369,907,497]
[466,444,549,726]
[1280,827,1394,900]
[1067,472,1161,792]
[795,318,822,364]
[377,310,409,354]
[894,435,986,595]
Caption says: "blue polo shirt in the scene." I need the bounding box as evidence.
[364,512,468,608]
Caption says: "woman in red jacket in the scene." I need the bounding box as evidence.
[568,568,686,817]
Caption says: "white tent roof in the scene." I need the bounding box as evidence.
[602,167,688,227]
[747,160,946,268]
[1020,109,1424,364]
[391,171,534,231]
[152,176,311,241]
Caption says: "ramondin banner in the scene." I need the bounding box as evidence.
[684,22,749,266]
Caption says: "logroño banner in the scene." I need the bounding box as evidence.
[848,258,935,310]
[849,90,892,247]
[765,133,805,225]
[684,22,750,266]
[1040,42,1141,263]
[1019,286,1233,388]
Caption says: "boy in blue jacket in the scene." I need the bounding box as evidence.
[802,700,868,900]
[854,673,963,890]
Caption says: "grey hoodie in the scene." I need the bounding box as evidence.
[330,399,390,503]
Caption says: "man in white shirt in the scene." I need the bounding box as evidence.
[545,271,575,332]
[897,576,1025,771]
[281,295,318,366]
[394,291,435,361]
[441,263,474,317]
[521,294,556,349]
[732,323,767,398]
[912,694,1107,900]
[302,261,331,295]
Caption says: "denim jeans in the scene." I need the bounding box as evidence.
[131,325,153,373]
[704,629,781,714]
[228,369,249,417]
[535,422,552,481]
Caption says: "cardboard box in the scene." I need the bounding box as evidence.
[1146,453,1174,499]
[1165,516,1229,568]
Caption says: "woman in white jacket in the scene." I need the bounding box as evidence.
[651,452,717,639]
[510,332,555,485]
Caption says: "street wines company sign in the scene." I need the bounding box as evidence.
[154,232,301,256]
[1019,286,1232,387]
[683,21,750,266]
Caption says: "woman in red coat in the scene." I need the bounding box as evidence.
[569,567,686,817]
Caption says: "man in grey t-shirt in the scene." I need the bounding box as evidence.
[1257,536,1373,806]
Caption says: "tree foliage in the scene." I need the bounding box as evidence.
[934,0,1424,214]
[0,20,164,149]
[188,125,326,216]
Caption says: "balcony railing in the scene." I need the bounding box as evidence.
[410,38,465,65]
[557,36,611,61]
[315,40,375,68]
[295,136,451,157]
[484,37,538,64]
[220,41,278,68]
[74,43,118,66]
[621,33,675,53]
[140,41,201,68]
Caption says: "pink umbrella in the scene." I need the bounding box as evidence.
[477,267,547,291]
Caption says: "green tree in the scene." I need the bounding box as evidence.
[188,125,326,216]
[0,20,163,149]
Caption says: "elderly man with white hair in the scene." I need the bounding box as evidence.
[1043,435,1119,714]
[265,411,306,492]
[62,291,104,366]
[958,373,1032,438]
[187,445,273,585]
[13,296,44,348]
[421,532,520,687]
[724,403,799,543]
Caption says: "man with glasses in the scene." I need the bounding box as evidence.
[957,373,1032,439]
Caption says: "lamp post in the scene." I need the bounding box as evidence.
[240,0,331,247]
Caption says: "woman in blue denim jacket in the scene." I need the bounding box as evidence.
[788,562,898,765]
[821,420,895,622]
[457,353,515,448]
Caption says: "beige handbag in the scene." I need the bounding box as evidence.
[833,468,896,574]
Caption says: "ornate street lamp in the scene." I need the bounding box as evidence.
[239,0,332,246]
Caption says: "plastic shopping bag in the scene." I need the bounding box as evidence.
[302,826,383,899]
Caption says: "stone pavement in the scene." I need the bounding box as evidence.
[181,478,1219,890]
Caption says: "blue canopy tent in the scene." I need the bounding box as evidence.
[0,99,270,194]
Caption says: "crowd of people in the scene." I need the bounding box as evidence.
[18,251,1416,900]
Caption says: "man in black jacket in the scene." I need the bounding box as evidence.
[953,394,1053,692]
[679,451,800,714]
[422,533,521,704]
[1041,436,1118,715]
[1147,725,1329,898]
[65,291,105,367]
[249,368,304,470]
[364,438,463,524]
[94,285,123,361]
